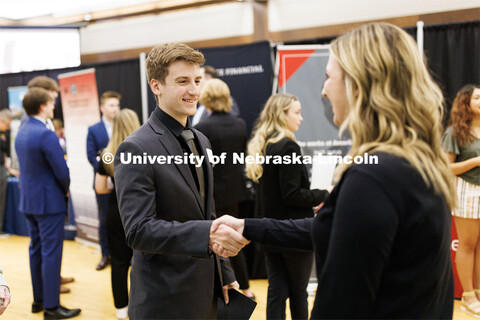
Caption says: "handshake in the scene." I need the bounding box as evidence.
[209,215,249,258]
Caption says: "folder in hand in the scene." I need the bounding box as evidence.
[217,289,257,320]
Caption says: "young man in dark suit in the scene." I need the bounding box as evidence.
[15,88,81,319]
[86,91,120,270]
[114,43,249,319]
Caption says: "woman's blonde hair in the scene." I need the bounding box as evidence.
[102,109,141,176]
[331,22,456,209]
[246,93,297,182]
[199,78,233,113]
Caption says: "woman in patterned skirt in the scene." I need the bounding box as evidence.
[443,84,480,318]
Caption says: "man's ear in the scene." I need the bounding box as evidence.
[150,79,162,97]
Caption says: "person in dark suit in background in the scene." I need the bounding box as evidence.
[195,78,256,300]
[86,91,120,271]
[15,88,80,319]
[191,65,240,126]
[246,93,329,320]
[114,43,249,319]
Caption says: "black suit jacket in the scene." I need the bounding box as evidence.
[195,112,248,209]
[114,111,235,319]
[257,137,329,221]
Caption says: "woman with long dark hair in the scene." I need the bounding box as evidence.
[442,84,480,318]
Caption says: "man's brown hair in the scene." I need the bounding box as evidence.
[23,88,53,116]
[146,43,205,84]
[202,65,218,79]
[27,76,60,92]
[100,91,121,106]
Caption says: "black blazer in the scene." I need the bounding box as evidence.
[195,112,248,209]
[243,153,454,319]
[257,137,328,221]
[114,111,235,319]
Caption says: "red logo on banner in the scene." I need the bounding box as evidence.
[278,49,316,89]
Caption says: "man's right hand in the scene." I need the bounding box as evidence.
[209,218,249,258]
[209,215,247,257]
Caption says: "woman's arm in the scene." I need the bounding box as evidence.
[445,152,480,175]
[212,215,314,251]
[278,140,329,207]
[3,155,19,177]
[95,172,111,194]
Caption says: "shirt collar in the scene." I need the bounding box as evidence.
[102,116,113,129]
[153,107,191,137]
[33,116,46,125]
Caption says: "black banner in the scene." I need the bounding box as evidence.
[199,41,274,134]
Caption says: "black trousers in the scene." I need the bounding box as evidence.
[264,250,313,320]
[217,204,250,290]
[106,197,133,309]
[96,193,111,258]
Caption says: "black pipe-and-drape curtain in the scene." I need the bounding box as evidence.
[423,21,480,122]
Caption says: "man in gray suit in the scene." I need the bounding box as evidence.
[114,43,248,319]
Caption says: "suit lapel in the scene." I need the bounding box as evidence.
[147,114,206,217]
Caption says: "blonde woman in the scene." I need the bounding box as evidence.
[247,93,329,320]
[442,84,480,318]
[95,109,140,319]
[195,79,256,300]
[212,22,456,319]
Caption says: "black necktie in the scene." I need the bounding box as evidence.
[180,129,205,206]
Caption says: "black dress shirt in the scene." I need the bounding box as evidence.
[153,107,204,193]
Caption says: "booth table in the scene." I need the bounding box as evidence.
[4,177,28,236]
[3,177,77,240]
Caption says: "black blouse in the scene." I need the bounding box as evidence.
[244,152,453,319]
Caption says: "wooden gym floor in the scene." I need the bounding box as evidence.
[0,235,472,320]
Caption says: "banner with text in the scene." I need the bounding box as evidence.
[58,68,100,243]
[276,45,351,188]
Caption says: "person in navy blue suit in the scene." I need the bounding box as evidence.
[86,91,120,271]
[15,88,81,319]
[27,76,75,293]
